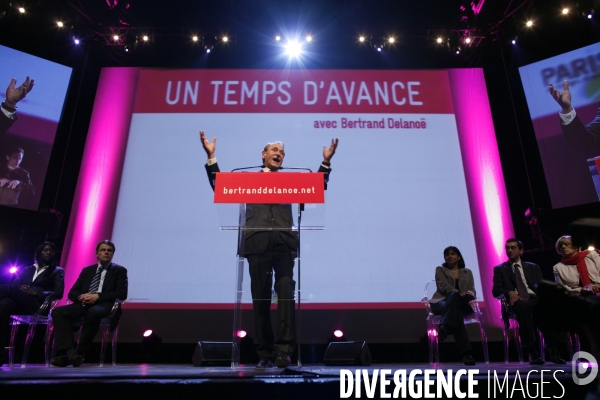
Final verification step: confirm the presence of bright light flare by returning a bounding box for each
[143,330,153,337]
[306,36,312,42]
[512,39,516,44]
[237,330,247,338]
[9,266,18,274]
[526,20,533,27]
[465,37,471,44]
[57,21,64,28]
[333,330,344,338]
[588,246,596,251]
[74,38,80,44]
[18,7,25,13]
[562,8,569,15]
[436,37,443,44]
[388,37,395,43]
[192,36,198,42]
[113,35,120,41]
[142,35,149,42]
[359,36,365,42]
[222,36,228,42]
[285,40,302,57]
[275,35,281,41]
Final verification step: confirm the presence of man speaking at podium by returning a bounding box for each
[200,131,338,368]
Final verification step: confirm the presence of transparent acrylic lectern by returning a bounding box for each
[213,172,326,369]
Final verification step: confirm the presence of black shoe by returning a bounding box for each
[462,353,476,366]
[529,352,545,365]
[256,357,273,369]
[438,325,448,342]
[50,355,71,368]
[275,351,291,368]
[70,354,84,367]
[550,355,567,364]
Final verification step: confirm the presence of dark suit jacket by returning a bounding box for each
[11,264,65,303]
[205,162,331,255]
[67,263,128,305]
[560,103,600,151]
[0,112,16,136]
[492,261,543,299]
[429,266,476,304]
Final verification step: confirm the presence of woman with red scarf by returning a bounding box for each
[553,235,600,295]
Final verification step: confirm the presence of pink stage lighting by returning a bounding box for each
[9,266,18,274]
[143,329,153,337]
[333,330,344,338]
[237,330,247,338]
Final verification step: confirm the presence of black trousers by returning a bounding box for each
[431,292,474,355]
[0,284,41,347]
[246,233,296,358]
[510,297,539,353]
[51,302,112,356]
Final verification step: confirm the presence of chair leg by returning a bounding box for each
[538,330,545,362]
[574,333,581,354]
[20,321,38,368]
[44,324,53,367]
[513,326,524,365]
[566,333,574,359]
[8,321,19,368]
[99,324,110,367]
[478,322,489,365]
[502,328,510,364]
[111,326,119,367]
[427,325,435,366]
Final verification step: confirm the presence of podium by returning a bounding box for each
[213,172,326,369]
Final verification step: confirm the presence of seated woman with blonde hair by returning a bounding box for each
[554,235,600,295]
[428,246,477,365]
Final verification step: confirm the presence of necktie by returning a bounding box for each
[514,264,530,301]
[89,266,104,294]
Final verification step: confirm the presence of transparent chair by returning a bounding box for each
[55,299,123,367]
[8,296,59,368]
[495,294,545,364]
[421,280,489,365]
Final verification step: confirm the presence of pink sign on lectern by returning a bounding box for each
[213,172,325,204]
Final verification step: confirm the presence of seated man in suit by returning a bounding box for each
[0,242,64,363]
[492,238,547,364]
[50,240,128,367]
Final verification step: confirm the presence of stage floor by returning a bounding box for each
[0,362,594,399]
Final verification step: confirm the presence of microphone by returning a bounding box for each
[278,167,313,172]
[231,165,265,172]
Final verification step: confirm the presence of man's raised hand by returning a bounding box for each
[200,130,217,159]
[549,80,572,114]
[323,138,339,163]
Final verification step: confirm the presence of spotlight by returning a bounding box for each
[222,36,228,42]
[113,35,120,42]
[140,330,162,363]
[436,37,443,44]
[526,20,533,27]
[456,50,460,54]
[9,266,18,274]
[465,37,471,44]
[512,39,516,44]
[306,35,312,42]
[18,7,25,13]
[192,35,198,42]
[74,38,80,45]
[377,47,382,52]
[206,48,211,53]
[285,40,302,57]
[562,8,569,15]
[142,35,149,42]
[388,37,395,43]
[275,35,281,41]
[589,14,594,19]
[328,329,347,343]
[57,21,64,28]
[359,36,365,42]
[237,330,247,338]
